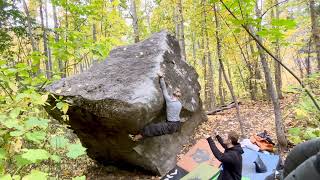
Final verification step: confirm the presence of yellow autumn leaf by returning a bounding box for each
[295,108,308,119]
[62,103,69,114]
[9,138,23,154]
[41,94,48,103]
[8,82,18,93]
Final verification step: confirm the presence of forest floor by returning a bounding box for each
[66,94,298,180]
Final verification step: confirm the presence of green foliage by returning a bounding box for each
[22,170,47,180]
[25,117,49,129]
[0,174,12,180]
[15,155,32,167]
[288,73,320,144]
[50,154,61,163]
[0,60,87,177]
[0,148,6,160]
[55,101,69,115]
[66,144,87,159]
[0,0,27,54]
[0,0,319,178]
[25,131,46,143]
[72,175,86,180]
[288,127,319,144]
[271,19,297,29]
[303,128,319,139]
[21,149,50,163]
[49,135,69,149]
[0,0,128,178]
[288,127,301,136]
[256,18,297,42]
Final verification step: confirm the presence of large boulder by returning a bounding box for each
[45,31,207,175]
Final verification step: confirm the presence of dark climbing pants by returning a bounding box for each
[141,121,181,137]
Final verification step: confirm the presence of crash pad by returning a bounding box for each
[160,166,188,180]
[181,162,219,180]
[210,172,250,180]
[242,148,280,180]
[177,139,224,172]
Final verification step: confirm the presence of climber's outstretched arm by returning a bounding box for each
[159,76,170,101]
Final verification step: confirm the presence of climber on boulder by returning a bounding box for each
[129,72,182,141]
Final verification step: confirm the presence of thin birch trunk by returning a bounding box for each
[130,0,139,43]
[214,3,244,136]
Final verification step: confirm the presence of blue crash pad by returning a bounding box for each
[242,148,280,180]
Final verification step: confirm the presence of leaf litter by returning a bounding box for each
[64,95,299,179]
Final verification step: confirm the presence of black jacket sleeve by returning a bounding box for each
[216,135,228,149]
[207,137,233,164]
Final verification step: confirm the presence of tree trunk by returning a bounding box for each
[65,0,69,77]
[218,65,225,106]
[256,40,287,150]
[214,3,244,136]
[295,57,304,79]
[93,24,97,42]
[220,60,244,136]
[219,15,257,100]
[73,63,77,74]
[204,0,216,109]
[52,3,65,78]
[253,2,287,150]
[207,55,216,110]
[306,38,312,75]
[192,32,197,66]
[226,59,233,87]
[22,0,40,75]
[144,0,152,34]
[80,63,83,73]
[309,0,320,71]
[250,39,267,99]
[22,0,37,52]
[260,47,287,148]
[92,23,97,71]
[44,0,53,77]
[39,0,51,79]
[200,0,209,110]
[273,0,283,98]
[201,40,209,110]
[237,64,248,92]
[101,0,105,38]
[306,56,311,76]
[130,0,139,43]
[174,8,180,40]
[234,36,256,100]
[219,0,320,112]
[177,0,186,61]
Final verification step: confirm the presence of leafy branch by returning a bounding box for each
[219,0,320,112]
[0,82,14,101]
[260,0,289,18]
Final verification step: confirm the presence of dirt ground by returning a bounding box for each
[70,95,298,180]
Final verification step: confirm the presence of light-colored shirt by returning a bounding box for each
[160,77,182,122]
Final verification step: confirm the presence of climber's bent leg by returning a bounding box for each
[130,121,180,141]
[142,121,181,137]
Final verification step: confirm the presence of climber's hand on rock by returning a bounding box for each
[214,130,219,136]
[204,134,211,139]
[157,71,164,78]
